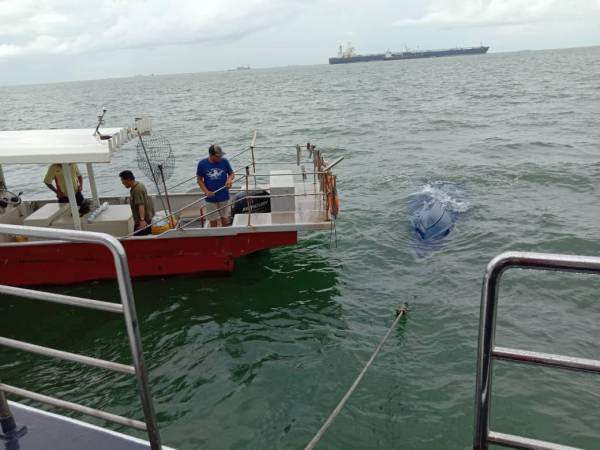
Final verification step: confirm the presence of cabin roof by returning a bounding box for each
[0,119,151,164]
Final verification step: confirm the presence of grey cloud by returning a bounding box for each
[0,0,304,58]
[395,0,600,28]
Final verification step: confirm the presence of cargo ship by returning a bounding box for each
[329,43,489,64]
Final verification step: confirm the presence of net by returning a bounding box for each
[136,135,175,181]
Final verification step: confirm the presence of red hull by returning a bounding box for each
[0,232,297,286]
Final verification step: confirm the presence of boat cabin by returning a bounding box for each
[0,119,152,239]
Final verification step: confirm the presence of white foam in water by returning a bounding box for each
[410,182,470,213]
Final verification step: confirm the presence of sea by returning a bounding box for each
[1,46,600,449]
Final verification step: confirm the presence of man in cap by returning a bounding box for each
[196,144,235,227]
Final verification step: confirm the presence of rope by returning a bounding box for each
[304,304,409,450]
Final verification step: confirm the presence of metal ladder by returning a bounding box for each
[0,224,162,449]
[473,251,600,450]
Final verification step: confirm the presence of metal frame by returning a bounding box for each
[62,162,82,230]
[0,224,162,449]
[474,251,600,450]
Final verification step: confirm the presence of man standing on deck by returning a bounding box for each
[119,170,155,236]
[44,163,85,206]
[196,144,235,228]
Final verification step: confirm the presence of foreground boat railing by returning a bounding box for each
[0,224,162,450]
[474,251,600,450]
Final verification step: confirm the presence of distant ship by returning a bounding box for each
[329,43,489,64]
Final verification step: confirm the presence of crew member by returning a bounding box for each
[44,163,84,205]
[119,170,155,236]
[196,144,235,227]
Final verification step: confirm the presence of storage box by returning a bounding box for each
[269,170,295,213]
[82,205,134,236]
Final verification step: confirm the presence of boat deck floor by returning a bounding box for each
[181,182,327,229]
[4,402,175,450]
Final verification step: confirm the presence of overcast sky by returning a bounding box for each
[1,0,599,85]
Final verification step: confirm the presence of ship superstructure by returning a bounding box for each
[329,43,386,64]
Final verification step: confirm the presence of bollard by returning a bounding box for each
[0,390,27,442]
[0,391,16,436]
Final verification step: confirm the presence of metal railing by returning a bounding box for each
[178,190,324,231]
[0,224,162,449]
[473,251,600,450]
[128,139,342,235]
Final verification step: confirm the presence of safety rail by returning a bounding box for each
[127,135,342,236]
[474,251,600,450]
[0,224,162,450]
[164,134,343,196]
[179,191,325,231]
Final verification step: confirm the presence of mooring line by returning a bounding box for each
[304,303,409,450]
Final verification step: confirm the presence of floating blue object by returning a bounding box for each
[408,182,466,248]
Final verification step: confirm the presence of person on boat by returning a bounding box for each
[196,144,235,227]
[119,170,155,236]
[44,163,85,206]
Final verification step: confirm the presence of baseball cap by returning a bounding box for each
[209,144,225,156]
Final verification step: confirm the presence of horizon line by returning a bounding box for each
[1,43,598,89]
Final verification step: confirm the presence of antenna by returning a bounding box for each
[94,108,109,139]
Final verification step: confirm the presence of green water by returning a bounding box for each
[1,46,600,449]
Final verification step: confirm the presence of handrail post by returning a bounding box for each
[245,167,252,227]
[86,163,100,208]
[473,259,505,450]
[312,146,317,185]
[62,163,82,230]
[250,131,257,189]
[105,235,162,450]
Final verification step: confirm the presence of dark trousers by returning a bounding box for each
[134,225,152,236]
[58,191,84,206]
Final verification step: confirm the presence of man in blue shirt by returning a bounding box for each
[196,144,235,227]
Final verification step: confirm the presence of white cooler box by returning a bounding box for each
[83,205,134,236]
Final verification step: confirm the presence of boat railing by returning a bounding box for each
[127,140,342,236]
[165,136,343,196]
[474,251,600,450]
[178,189,326,231]
[0,224,162,450]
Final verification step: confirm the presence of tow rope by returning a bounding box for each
[305,303,409,450]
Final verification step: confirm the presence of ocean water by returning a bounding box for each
[1,46,600,449]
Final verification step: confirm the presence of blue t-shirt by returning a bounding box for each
[196,158,233,203]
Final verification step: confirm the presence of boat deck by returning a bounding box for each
[4,402,175,450]
[230,182,327,228]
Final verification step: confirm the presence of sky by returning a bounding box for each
[1,0,599,85]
